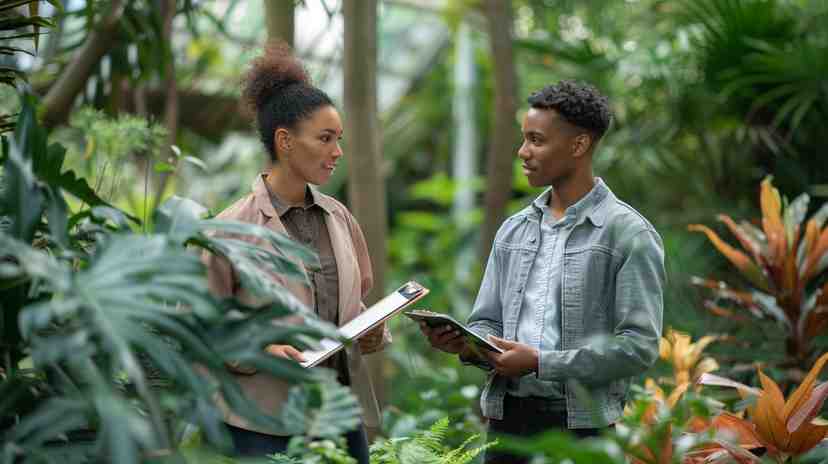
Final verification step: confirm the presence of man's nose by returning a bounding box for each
[517,141,530,159]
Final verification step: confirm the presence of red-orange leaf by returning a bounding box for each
[787,422,828,455]
[803,227,828,282]
[753,370,787,450]
[691,277,756,307]
[719,214,763,263]
[710,412,763,449]
[704,303,753,323]
[760,177,785,264]
[784,352,828,426]
[688,224,769,291]
[799,219,819,273]
[787,382,828,433]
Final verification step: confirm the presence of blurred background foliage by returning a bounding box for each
[2,0,827,462]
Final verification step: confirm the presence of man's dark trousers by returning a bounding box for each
[483,394,610,464]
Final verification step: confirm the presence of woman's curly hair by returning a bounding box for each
[242,41,333,161]
[527,80,612,139]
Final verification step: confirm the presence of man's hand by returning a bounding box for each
[266,344,306,363]
[418,322,466,354]
[485,335,539,377]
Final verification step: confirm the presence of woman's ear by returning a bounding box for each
[275,128,292,156]
[572,133,593,158]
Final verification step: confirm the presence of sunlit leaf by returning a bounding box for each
[783,193,809,252]
[688,224,770,291]
[760,176,786,266]
[718,214,763,262]
[753,370,786,450]
[784,352,828,429]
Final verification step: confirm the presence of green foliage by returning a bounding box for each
[0,92,361,463]
[268,437,356,464]
[51,107,170,216]
[0,93,127,245]
[370,418,494,464]
[0,0,60,132]
[268,418,496,464]
[66,108,168,163]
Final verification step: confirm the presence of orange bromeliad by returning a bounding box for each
[695,352,828,462]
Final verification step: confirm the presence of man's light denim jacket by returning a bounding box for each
[467,180,665,428]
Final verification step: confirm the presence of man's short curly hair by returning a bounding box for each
[527,80,612,139]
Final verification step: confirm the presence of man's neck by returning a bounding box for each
[265,165,307,206]
[547,171,595,218]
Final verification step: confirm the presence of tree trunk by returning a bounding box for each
[343,0,387,428]
[479,0,518,264]
[452,20,477,311]
[152,0,180,211]
[41,0,125,128]
[264,0,294,46]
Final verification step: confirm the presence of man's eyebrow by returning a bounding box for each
[523,130,544,137]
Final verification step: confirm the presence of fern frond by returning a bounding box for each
[441,437,498,464]
[416,417,450,453]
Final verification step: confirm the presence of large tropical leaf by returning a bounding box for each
[0,229,354,463]
[154,195,319,316]
[278,377,363,439]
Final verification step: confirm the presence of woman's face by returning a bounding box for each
[281,105,344,186]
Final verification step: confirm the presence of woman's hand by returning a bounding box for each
[359,323,386,354]
[266,344,306,363]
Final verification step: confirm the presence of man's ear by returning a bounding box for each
[572,133,593,158]
[275,128,292,155]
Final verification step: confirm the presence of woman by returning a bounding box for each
[203,41,388,462]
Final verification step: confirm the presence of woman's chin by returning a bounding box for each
[312,172,332,186]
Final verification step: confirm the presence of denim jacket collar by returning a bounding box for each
[530,177,610,228]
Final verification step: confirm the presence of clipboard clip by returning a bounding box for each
[398,281,425,299]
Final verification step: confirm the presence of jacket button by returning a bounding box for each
[530,237,536,243]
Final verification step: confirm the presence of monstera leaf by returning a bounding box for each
[0,226,353,463]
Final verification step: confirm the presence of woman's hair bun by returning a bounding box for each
[242,40,310,114]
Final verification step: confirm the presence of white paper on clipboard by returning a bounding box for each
[300,281,428,368]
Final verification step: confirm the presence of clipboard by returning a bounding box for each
[300,281,429,368]
[405,309,504,354]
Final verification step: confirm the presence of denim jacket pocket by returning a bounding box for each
[494,242,536,327]
[563,245,618,334]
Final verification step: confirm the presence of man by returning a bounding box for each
[420,80,665,463]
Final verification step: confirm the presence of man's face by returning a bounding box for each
[517,108,581,187]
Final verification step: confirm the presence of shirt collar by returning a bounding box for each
[532,178,609,227]
[252,174,334,219]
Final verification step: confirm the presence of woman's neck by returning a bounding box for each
[265,164,307,206]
